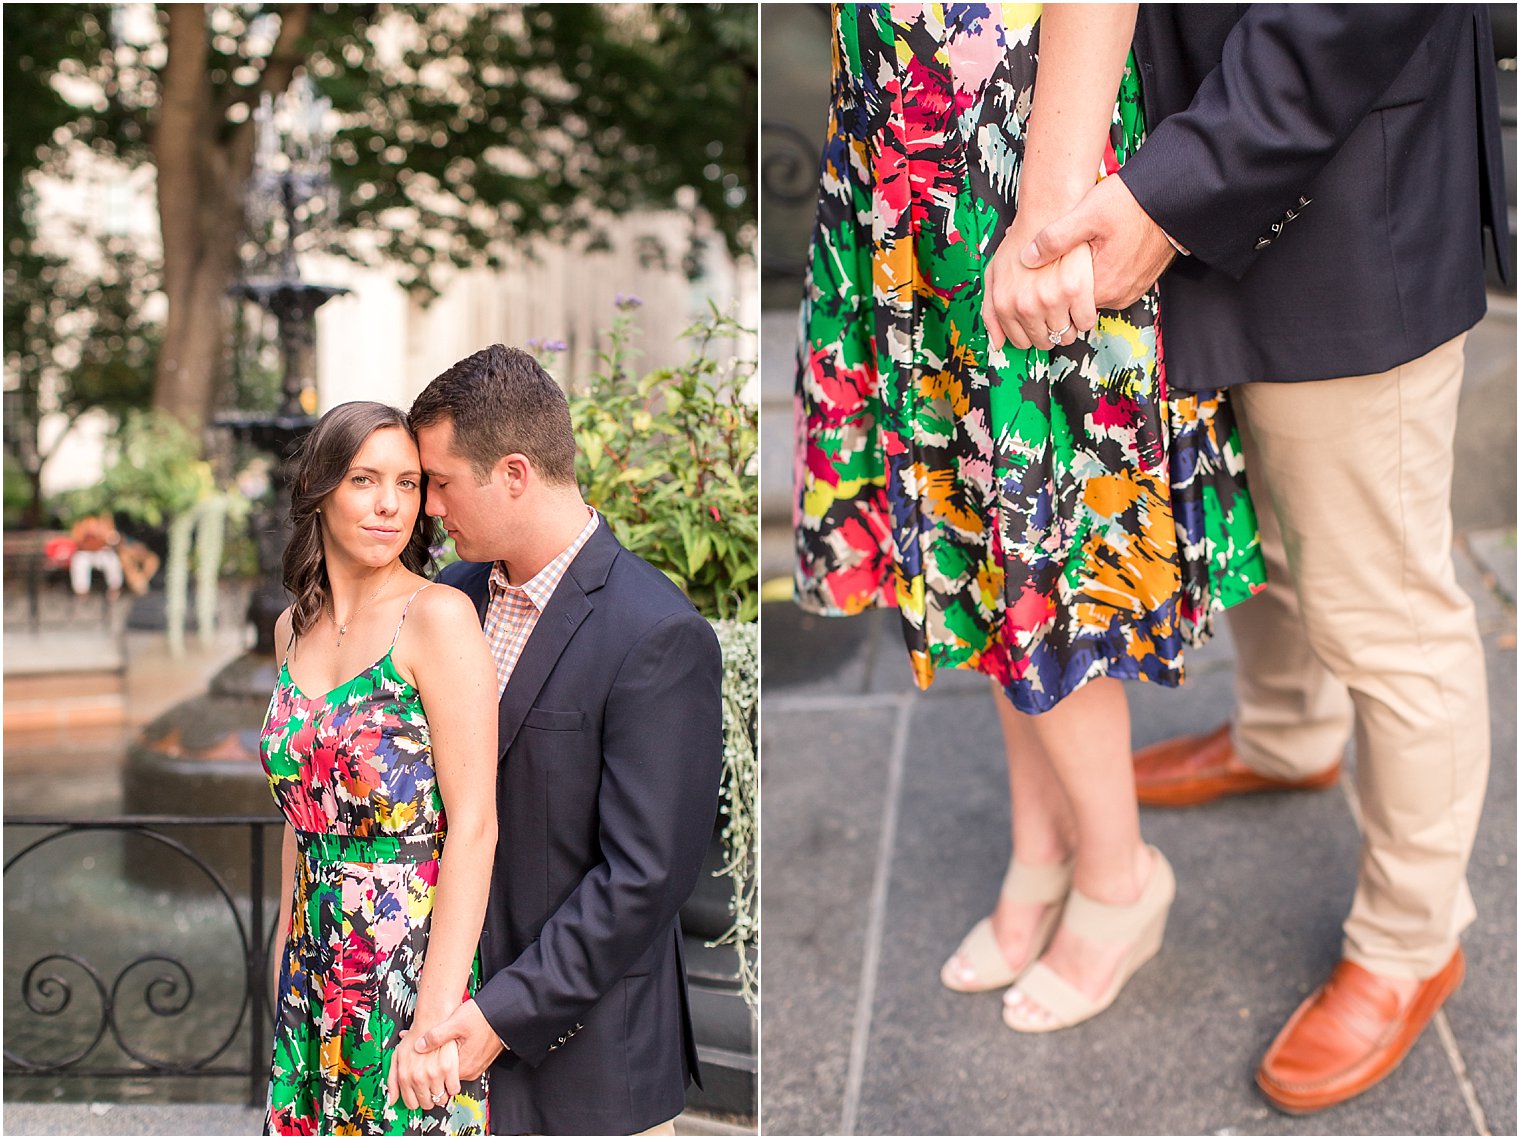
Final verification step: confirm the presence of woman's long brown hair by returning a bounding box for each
[282,402,437,641]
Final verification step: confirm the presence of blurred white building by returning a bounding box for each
[311,204,757,412]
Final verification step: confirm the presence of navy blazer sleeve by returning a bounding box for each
[471,609,723,1067]
[1120,4,1444,279]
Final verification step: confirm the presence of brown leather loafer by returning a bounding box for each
[1256,949,1465,1114]
[1132,723,1341,807]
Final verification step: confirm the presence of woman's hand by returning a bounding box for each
[977,2,1138,354]
[981,226,1098,353]
[388,1027,463,1113]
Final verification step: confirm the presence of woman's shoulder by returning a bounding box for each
[400,579,482,634]
[391,581,487,689]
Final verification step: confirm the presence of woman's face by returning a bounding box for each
[318,426,422,570]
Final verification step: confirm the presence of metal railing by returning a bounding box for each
[3,815,284,1108]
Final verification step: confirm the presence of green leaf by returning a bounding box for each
[686,528,712,577]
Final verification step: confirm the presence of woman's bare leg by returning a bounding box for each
[944,679,1075,984]
[1003,677,1156,1025]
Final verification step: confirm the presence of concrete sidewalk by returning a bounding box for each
[0,1103,752,1136]
[759,533,1515,1136]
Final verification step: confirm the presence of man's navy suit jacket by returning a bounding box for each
[1120,4,1514,390]
[437,521,723,1135]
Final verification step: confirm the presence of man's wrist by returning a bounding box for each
[468,998,511,1054]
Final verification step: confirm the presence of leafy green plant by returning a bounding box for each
[4,451,34,529]
[94,409,214,527]
[68,410,250,654]
[566,304,758,623]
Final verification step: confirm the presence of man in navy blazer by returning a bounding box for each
[403,344,723,1134]
[1021,4,1512,1116]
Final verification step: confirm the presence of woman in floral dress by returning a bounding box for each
[261,401,497,1132]
[794,4,1266,1029]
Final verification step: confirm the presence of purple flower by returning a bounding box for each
[613,293,643,311]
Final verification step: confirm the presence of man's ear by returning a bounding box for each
[497,452,533,493]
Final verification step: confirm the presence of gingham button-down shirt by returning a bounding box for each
[484,508,598,696]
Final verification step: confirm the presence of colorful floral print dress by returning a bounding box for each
[260,587,488,1135]
[794,3,1267,713]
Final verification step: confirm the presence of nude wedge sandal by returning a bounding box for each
[940,857,1073,993]
[1001,845,1175,1032]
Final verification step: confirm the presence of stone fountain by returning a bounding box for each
[124,78,348,878]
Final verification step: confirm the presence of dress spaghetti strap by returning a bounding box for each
[389,583,433,649]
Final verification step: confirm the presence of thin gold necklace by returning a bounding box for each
[333,562,398,648]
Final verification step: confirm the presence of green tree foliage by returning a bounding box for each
[3,5,156,525]
[3,237,160,527]
[316,3,757,291]
[3,3,756,432]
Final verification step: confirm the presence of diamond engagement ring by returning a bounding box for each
[1045,322,1072,342]
[432,1093,447,1106]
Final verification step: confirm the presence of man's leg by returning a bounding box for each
[101,549,124,599]
[69,550,94,596]
[1225,411,1354,781]
[1238,334,1488,1111]
[1130,409,1353,803]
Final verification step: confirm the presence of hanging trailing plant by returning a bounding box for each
[709,617,759,1007]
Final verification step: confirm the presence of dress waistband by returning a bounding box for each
[296,830,443,864]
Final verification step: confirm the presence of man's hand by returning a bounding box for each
[1020,175,1177,310]
[405,999,505,1083]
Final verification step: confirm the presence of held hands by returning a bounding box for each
[1018,175,1177,311]
[984,175,1178,351]
[982,226,1098,353]
[386,1028,462,1113]
[402,998,505,1085]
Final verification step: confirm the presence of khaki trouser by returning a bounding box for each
[1224,333,1489,979]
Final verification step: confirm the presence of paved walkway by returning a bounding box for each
[759,295,1516,1134]
[760,533,1515,1136]
[0,1104,752,1136]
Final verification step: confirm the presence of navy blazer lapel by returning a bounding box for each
[496,521,620,756]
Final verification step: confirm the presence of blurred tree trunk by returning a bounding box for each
[152,3,308,431]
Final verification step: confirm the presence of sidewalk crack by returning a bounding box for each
[840,695,912,1136]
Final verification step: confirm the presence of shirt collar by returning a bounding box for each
[488,507,599,612]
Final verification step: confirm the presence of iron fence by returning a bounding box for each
[3,815,284,1108]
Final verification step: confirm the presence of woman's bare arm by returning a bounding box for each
[388,585,498,1109]
[983,4,1139,350]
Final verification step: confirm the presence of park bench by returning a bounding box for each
[2,528,110,633]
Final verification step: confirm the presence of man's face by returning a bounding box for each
[415,417,510,564]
